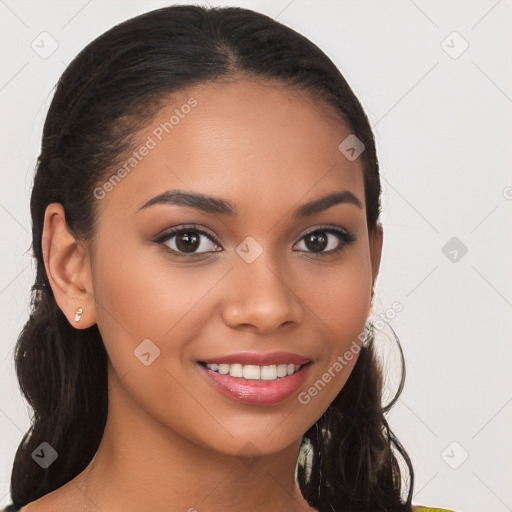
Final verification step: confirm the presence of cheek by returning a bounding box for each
[296,249,373,341]
[293,251,372,408]
[91,245,215,432]
[91,240,225,370]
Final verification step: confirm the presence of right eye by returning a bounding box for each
[154,225,222,257]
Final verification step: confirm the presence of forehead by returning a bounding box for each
[94,79,365,221]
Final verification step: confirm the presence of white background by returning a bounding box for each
[1,1,511,511]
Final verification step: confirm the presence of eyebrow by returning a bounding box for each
[137,189,362,217]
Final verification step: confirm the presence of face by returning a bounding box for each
[61,79,382,458]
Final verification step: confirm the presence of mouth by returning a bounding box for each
[199,362,305,380]
[197,352,312,405]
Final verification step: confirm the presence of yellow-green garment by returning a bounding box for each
[414,506,457,512]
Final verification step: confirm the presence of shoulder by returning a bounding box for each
[1,502,46,512]
[1,496,52,512]
[413,506,458,512]
[3,500,457,512]
[1,499,54,512]
[1,505,20,512]
[3,502,457,512]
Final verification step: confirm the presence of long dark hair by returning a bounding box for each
[7,5,414,511]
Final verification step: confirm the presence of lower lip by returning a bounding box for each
[199,363,312,406]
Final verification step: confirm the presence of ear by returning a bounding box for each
[369,222,383,292]
[41,203,96,328]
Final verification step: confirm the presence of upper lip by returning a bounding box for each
[200,351,310,366]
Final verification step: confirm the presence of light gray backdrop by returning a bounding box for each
[1,1,511,511]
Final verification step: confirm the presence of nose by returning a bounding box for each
[221,250,304,334]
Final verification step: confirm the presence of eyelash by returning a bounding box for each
[153,224,356,258]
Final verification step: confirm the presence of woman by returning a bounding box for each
[2,5,455,512]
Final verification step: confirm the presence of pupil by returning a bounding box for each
[174,231,329,253]
[307,232,327,252]
[177,231,199,252]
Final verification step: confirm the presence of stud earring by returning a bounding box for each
[74,307,83,322]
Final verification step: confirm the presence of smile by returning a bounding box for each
[203,363,302,380]
[198,352,312,405]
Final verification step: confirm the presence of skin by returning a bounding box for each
[23,79,383,512]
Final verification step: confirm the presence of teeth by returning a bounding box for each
[277,364,287,377]
[229,364,243,378]
[218,364,230,375]
[243,365,260,380]
[205,362,302,380]
[261,365,277,380]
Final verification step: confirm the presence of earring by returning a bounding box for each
[74,307,83,322]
